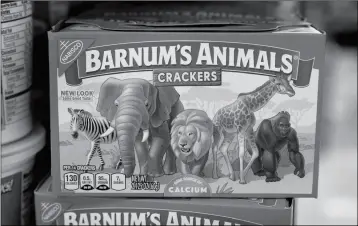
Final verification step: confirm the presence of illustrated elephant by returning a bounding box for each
[96,77,184,177]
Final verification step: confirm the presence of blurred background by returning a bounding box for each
[27,1,357,225]
[294,2,357,225]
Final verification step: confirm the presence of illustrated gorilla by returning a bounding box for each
[248,111,305,182]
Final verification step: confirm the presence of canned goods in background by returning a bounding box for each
[1,0,33,144]
[1,0,32,23]
[1,124,46,225]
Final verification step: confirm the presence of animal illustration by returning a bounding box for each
[212,74,295,184]
[247,111,305,182]
[170,109,214,176]
[68,108,122,171]
[96,78,184,177]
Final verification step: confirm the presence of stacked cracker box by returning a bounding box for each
[35,2,325,225]
[35,176,295,225]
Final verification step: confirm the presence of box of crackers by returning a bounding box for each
[48,2,325,197]
[35,176,294,225]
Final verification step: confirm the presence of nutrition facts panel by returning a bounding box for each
[1,1,33,129]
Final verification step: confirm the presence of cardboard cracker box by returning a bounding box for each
[35,176,294,225]
[48,4,325,197]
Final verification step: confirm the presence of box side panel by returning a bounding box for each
[309,34,326,198]
[48,31,62,194]
[52,31,325,197]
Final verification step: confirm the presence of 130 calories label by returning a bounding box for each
[1,16,33,130]
[1,0,32,23]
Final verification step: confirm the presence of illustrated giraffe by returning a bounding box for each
[212,74,295,184]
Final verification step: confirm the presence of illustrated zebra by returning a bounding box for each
[67,108,122,171]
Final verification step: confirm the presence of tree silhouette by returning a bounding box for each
[255,101,276,121]
[194,98,231,118]
[180,87,237,118]
[273,98,315,129]
[89,93,100,116]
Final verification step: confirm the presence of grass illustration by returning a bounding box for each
[216,182,234,194]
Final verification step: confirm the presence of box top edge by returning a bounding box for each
[50,4,319,33]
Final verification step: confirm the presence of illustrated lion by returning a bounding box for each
[170,109,214,176]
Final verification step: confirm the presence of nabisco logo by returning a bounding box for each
[42,203,62,223]
[60,40,83,65]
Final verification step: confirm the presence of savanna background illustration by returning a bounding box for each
[58,69,318,194]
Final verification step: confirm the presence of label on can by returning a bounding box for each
[1,0,32,23]
[1,172,33,225]
[1,10,32,131]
